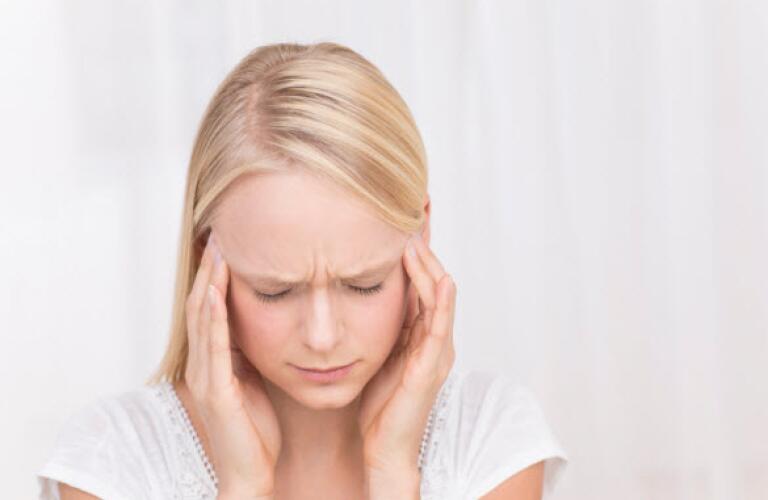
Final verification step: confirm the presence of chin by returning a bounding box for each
[296,390,359,410]
[287,379,364,409]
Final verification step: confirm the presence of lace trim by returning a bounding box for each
[154,382,218,499]
[418,368,457,496]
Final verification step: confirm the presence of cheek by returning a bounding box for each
[348,269,409,351]
[227,283,293,363]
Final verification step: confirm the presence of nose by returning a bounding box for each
[302,286,343,352]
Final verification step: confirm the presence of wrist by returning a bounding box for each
[365,466,421,500]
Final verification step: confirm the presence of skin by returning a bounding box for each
[195,170,421,497]
[212,170,414,463]
[201,174,429,498]
[59,169,545,499]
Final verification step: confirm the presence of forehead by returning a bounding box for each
[212,171,406,278]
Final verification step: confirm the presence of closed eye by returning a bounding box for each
[255,289,290,303]
[254,283,384,304]
[349,283,383,296]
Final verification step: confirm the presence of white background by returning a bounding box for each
[2,1,766,498]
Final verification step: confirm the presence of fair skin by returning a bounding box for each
[60,170,544,499]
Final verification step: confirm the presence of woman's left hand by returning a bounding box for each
[357,232,457,486]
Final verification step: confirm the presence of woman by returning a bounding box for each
[37,42,568,499]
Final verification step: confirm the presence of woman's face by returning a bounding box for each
[209,170,423,410]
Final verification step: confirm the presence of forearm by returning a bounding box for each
[365,467,421,500]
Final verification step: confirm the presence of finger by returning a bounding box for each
[402,240,438,353]
[198,272,212,383]
[400,271,420,330]
[188,231,216,327]
[186,231,216,379]
[397,258,422,360]
[393,300,419,359]
[435,273,457,378]
[444,276,457,349]
[208,232,229,299]
[207,233,234,391]
[413,273,455,376]
[407,312,429,355]
[403,236,437,315]
[411,234,447,284]
[207,283,233,391]
[418,296,433,335]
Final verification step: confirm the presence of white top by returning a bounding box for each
[36,367,569,499]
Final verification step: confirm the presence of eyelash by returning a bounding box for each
[255,283,384,304]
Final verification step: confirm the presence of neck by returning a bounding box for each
[262,377,364,469]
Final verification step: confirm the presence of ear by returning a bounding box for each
[192,228,212,266]
[421,194,432,247]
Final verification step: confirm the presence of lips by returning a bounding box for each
[293,361,357,382]
[296,362,355,372]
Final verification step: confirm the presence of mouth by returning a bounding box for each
[292,361,358,383]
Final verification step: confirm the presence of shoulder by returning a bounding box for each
[422,367,569,499]
[36,383,171,500]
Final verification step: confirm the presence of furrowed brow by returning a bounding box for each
[243,258,400,288]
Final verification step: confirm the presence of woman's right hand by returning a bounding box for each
[185,230,282,499]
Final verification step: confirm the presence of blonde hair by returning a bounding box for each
[147,42,428,384]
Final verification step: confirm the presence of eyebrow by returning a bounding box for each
[241,257,401,288]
